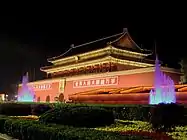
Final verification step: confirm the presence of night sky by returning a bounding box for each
[0,6,186,94]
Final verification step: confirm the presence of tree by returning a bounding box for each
[179,58,187,84]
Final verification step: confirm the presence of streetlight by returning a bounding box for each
[5,94,8,102]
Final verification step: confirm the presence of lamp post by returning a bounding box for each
[5,94,8,102]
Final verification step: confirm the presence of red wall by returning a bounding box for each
[34,82,60,102]
[64,71,181,101]
[17,70,181,103]
[64,72,154,100]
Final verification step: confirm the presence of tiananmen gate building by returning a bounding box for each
[18,28,186,104]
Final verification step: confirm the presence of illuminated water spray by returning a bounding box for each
[18,73,35,102]
[149,56,176,104]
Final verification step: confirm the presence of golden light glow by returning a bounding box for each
[49,46,151,65]
[42,56,154,73]
[49,47,110,65]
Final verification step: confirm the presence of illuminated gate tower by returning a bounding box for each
[38,28,180,103]
[41,28,154,77]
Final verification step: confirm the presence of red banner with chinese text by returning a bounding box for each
[73,76,118,88]
[29,83,52,91]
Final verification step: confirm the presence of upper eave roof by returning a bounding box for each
[47,28,152,62]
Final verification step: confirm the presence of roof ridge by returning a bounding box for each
[111,29,153,54]
[73,32,124,49]
[47,29,126,61]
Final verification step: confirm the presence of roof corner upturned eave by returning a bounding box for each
[47,28,153,63]
[111,28,153,55]
[40,66,52,73]
[47,29,128,63]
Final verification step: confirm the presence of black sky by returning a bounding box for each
[0,5,186,93]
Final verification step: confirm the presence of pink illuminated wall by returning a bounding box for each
[63,72,153,100]
[64,71,180,101]
[17,70,181,102]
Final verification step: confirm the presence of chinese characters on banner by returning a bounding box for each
[73,76,118,88]
[29,83,52,91]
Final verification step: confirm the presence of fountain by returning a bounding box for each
[18,73,35,102]
[149,56,176,104]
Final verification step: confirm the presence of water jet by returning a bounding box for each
[149,56,176,104]
[18,73,35,102]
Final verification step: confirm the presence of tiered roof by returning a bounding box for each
[41,28,154,73]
